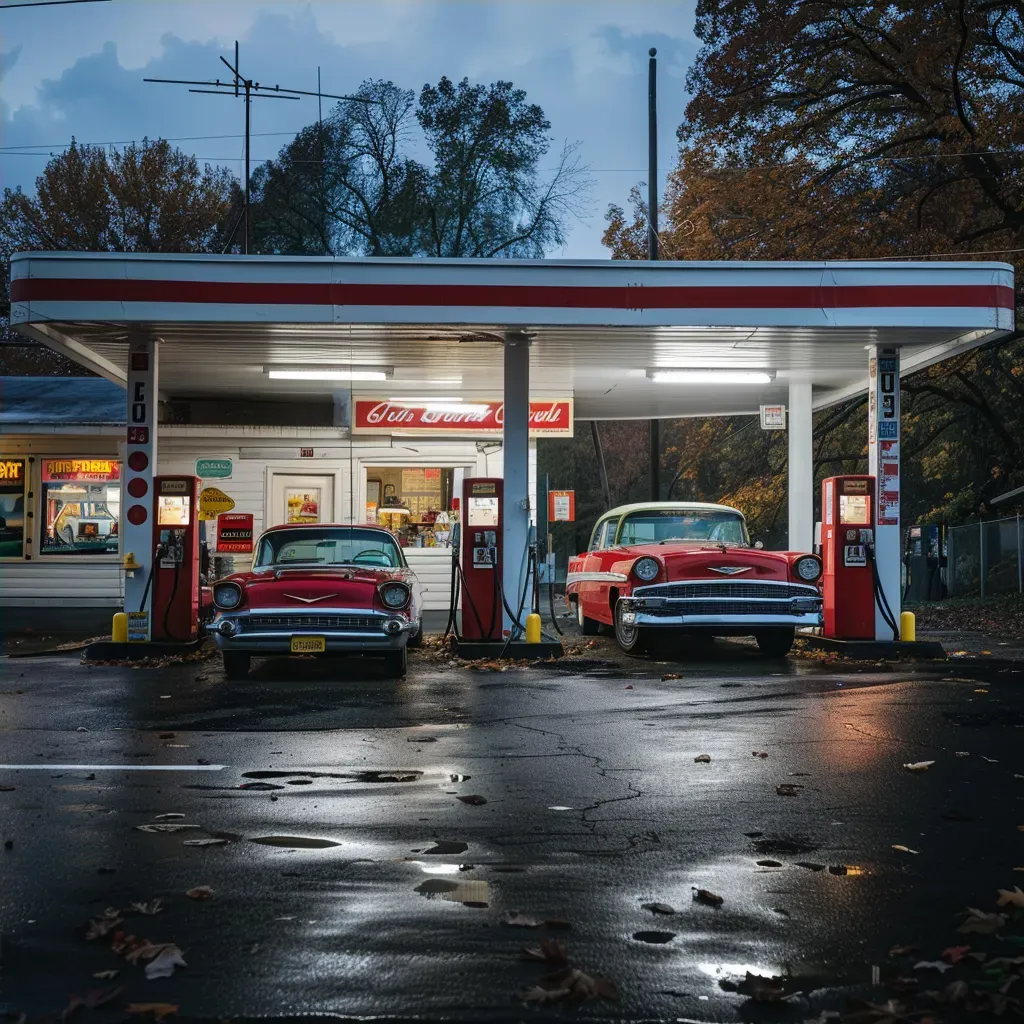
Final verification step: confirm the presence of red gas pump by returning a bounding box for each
[151,476,201,642]
[821,475,875,639]
[460,478,503,641]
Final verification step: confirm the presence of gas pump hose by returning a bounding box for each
[869,545,901,641]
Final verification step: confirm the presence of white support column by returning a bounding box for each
[502,332,531,635]
[787,381,814,552]
[122,337,158,639]
[867,346,901,640]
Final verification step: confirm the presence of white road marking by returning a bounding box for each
[0,764,227,771]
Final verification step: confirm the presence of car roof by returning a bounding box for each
[597,501,743,519]
[261,523,396,534]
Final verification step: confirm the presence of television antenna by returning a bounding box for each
[145,41,371,254]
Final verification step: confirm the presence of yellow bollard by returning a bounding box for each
[525,612,542,644]
[900,611,916,643]
[111,612,128,644]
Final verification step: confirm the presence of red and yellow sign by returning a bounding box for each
[42,459,120,482]
[0,460,24,482]
[353,399,573,437]
[216,512,254,553]
[548,489,576,522]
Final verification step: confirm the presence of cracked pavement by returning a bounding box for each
[1,639,1022,1021]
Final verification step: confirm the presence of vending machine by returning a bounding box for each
[460,478,503,641]
[151,475,201,642]
[821,475,876,640]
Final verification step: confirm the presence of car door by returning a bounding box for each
[587,515,621,625]
[570,516,611,620]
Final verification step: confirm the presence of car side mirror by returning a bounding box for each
[754,540,764,549]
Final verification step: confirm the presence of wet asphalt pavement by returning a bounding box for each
[2,638,1024,1022]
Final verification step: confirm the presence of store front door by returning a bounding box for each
[269,473,335,527]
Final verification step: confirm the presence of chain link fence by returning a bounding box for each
[947,515,1024,598]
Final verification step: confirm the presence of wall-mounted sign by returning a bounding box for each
[196,457,232,479]
[759,404,786,430]
[0,458,26,559]
[548,489,576,522]
[353,399,574,437]
[216,512,254,553]
[42,459,120,482]
[199,486,235,521]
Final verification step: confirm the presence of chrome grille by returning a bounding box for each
[238,613,383,633]
[637,581,816,600]
[643,600,819,617]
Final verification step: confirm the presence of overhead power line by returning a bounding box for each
[1,0,111,7]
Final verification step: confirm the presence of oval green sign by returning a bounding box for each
[196,457,232,479]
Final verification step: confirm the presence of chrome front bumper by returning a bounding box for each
[212,607,416,653]
[619,580,823,629]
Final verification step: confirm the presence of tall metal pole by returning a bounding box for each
[647,46,660,501]
[244,79,251,255]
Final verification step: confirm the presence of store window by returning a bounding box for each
[366,466,456,548]
[40,459,121,555]
[0,459,27,559]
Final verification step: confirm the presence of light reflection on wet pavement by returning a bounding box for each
[0,640,1020,1020]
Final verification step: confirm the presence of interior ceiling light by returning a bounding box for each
[647,368,775,384]
[264,365,393,381]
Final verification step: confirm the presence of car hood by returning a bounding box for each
[228,566,411,609]
[616,544,800,582]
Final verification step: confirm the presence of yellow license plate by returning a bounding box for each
[290,636,326,653]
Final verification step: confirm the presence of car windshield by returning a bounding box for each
[253,527,404,569]
[618,509,750,547]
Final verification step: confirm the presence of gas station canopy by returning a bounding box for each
[9,252,1014,418]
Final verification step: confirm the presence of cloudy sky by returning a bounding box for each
[0,0,699,258]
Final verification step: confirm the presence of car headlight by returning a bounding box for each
[213,582,243,610]
[379,582,411,609]
[795,556,822,582]
[632,557,660,582]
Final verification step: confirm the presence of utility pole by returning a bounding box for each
[647,46,661,501]
[145,43,370,254]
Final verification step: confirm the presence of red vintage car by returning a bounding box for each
[210,524,423,679]
[566,502,823,657]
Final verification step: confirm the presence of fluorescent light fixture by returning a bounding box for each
[647,368,775,385]
[264,364,393,381]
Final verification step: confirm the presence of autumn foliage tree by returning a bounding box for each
[594,0,1024,541]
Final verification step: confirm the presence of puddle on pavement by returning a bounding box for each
[633,931,676,944]
[250,836,342,849]
[415,877,489,906]
[239,782,285,791]
[417,840,468,855]
[242,770,422,783]
[750,834,818,855]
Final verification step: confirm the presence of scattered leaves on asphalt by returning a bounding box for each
[957,908,1007,934]
[903,761,936,772]
[457,794,487,805]
[694,754,712,763]
[125,1004,178,1021]
[144,946,187,980]
[776,783,802,796]
[84,908,123,940]
[892,845,919,855]
[185,886,214,900]
[692,887,724,906]
[641,902,675,914]
[129,899,163,916]
[997,886,1024,908]
[520,967,618,1004]
[520,939,568,965]
[504,912,540,927]
[941,945,971,964]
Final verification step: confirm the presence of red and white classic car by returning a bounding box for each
[211,524,423,679]
[566,502,823,657]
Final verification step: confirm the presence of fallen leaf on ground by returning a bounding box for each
[153,814,185,822]
[520,939,568,965]
[752,751,769,758]
[92,970,119,980]
[694,754,712,763]
[623,684,633,689]
[997,886,1024,908]
[0,786,15,792]
[504,912,540,927]
[642,902,675,914]
[185,885,214,900]
[941,945,970,965]
[892,844,919,854]
[735,971,786,1001]
[144,946,187,980]
[888,945,916,956]
[913,960,953,973]
[457,794,487,805]
[776,784,801,796]
[135,824,200,833]
[662,673,681,680]
[521,967,618,1004]
[125,1004,178,1021]
[129,899,163,916]
[903,761,935,772]
[182,838,227,846]
[692,887,724,906]
[84,908,123,940]
[958,907,1007,934]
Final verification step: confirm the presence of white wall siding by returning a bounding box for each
[0,560,122,606]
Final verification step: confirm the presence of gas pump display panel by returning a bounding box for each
[468,497,499,568]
